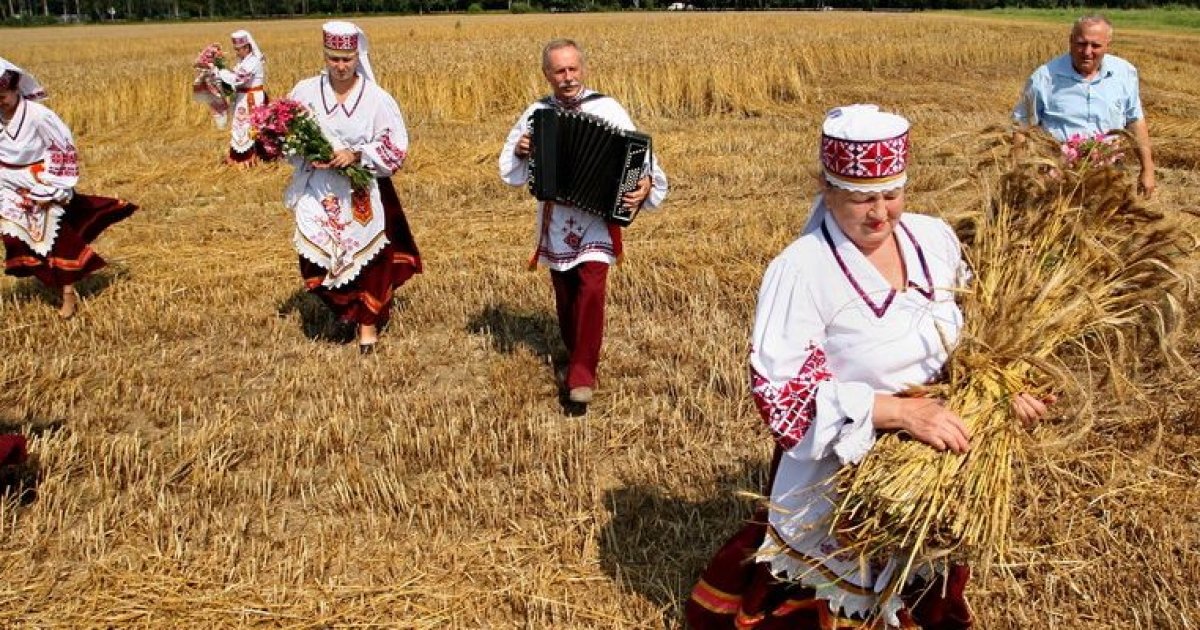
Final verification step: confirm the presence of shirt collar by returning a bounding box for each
[819,210,934,318]
[552,88,594,111]
[319,73,366,116]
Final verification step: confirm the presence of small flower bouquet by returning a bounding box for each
[192,43,232,126]
[251,99,373,191]
[1061,132,1124,169]
[194,43,228,70]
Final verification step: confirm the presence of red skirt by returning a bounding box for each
[228,142,280,164]
[3,194,137,288]
[686,449,973,629]
[299,177,422,327]
[0,434,32,498]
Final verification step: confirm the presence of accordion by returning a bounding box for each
[527,107,652,226]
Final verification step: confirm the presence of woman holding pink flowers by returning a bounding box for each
[199,30,272,165]
[280,21,421,354]
[0,58,137,319]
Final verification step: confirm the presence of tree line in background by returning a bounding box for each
[2,0,1196,25]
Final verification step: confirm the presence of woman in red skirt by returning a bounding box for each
[0,59,136,318]
[685,105,1052,629]
[282,22,421,354]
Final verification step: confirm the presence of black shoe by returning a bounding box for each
[359,342,377,355]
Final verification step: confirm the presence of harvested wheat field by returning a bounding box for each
[1,11,1199,628]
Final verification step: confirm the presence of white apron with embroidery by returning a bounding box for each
[0,99,78,256]
[217,52,267,154]
[284,73,408,288]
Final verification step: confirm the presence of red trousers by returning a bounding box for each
[550,261,608,390]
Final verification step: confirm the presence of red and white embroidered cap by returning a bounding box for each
[820,104,910,193]
[230,29,261,56]
[323,21,360,52]
[321,21,376,83]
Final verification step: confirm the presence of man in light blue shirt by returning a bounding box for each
[1013,15,1155,198]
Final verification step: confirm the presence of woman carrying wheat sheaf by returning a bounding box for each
[685,105,1052,630]
[282,21,421,354]
[0,58,137,319]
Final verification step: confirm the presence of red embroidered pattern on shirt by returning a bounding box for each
[750,342,833,450]
[47,143,79,179]
[377,133,406,172]
[561,216,584,250]
[536,242,614,263]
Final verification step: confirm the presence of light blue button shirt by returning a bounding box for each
[1012,53,1144,142]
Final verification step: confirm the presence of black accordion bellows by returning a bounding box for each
[527,108,652,226]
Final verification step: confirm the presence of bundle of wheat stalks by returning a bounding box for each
[828,127,1194,593]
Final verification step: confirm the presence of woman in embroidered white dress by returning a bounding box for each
[213,29,272,164]
[686,105,1051,630]
[0,60,136,319]
[284,22,421,353]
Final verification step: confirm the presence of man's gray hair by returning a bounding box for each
[1072,14,1113,37]
[541,39,585,71]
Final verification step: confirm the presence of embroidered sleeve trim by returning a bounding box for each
[751,342,833,450]
[376,133,406,172]
[46,142,79,179]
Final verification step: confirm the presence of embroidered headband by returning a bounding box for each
[231,30,251,47]
[820,104,910,193]
[323,21,360,52]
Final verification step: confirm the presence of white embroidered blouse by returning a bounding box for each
[0,98,79,255]
[750,202,968,625]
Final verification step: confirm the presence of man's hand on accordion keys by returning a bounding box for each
[621,175,652,211]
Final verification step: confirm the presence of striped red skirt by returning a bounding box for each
[3,193,137,288]
[687,446,972,630]
[686,512,973,629]
[299,177,422,327]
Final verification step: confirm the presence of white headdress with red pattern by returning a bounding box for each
[230,29,263,59]
[322,21,375,83]
[0,56,48,102]
[802,104,911,235]
[820,104,909,193]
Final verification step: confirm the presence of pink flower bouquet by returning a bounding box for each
[1061,132,1125,169]
[192,43,232,125]
[252,99,373,190]
[194,43,228,70]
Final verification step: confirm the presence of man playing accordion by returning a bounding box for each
[499,39,668,408]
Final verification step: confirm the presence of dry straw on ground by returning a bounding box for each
[0,12,1199,629]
